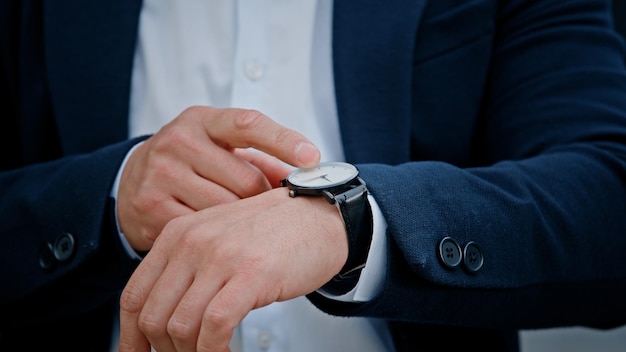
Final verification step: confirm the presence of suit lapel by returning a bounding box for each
[44,0,427,160]
[44,0,143,154]
[332,0,428,164]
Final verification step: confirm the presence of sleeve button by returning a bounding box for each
[53,233,75,262]
[39,242,57,272]
[463,241,484,273]
[438,237,462,268]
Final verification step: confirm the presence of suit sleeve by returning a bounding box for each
[309,0,626,330]
[0,138,144,324]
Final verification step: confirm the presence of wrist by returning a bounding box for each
[280,162,374,296]
[319,186,373,295]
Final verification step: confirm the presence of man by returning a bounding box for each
[2,0,626,351]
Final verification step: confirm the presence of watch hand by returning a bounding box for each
[300,173,329,183]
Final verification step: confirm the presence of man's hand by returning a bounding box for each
[117,106,320,251]
[118,187,348,352]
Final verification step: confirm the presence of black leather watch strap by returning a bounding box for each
[320,178,373,296]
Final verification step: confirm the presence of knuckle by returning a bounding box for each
[180,105,207,119]
[235,109,264,131]
[117,340,137,352]
[197,340,223,352]
[155,108,206,149]
[167,318,195,341]
[158,216,200,251]
[137,312,163,337]
[239,169,269,194]
[149,160,179,187]
[160,217,186,241]
[156,124,189,149]
[119,283,144,314]
[131,188,162,215]
[273,128,294,146]
[203,307,235,332]
[166,215,192,235]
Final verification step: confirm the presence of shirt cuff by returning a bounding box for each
[317,194,388,302]
[110,142,145,261]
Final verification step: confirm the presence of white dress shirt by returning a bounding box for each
[116,0,395,351]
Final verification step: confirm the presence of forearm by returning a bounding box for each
[311,151,626,329]
[310,0,626,328]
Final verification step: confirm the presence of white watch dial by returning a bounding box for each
[287,162,358,188]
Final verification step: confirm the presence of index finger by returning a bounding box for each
[196,107,321,168]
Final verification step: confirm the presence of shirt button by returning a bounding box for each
[244,60,264,81]
[257,330,272,350]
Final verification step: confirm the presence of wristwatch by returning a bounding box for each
[280,161,373,295]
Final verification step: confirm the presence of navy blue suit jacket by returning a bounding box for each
[2,0,626,350]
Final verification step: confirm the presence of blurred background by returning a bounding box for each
[521,326,626,352]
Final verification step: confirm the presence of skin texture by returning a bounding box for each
[117,106,349,351]
[117,106,321,250]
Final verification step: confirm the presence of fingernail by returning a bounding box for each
[295,142,320,167]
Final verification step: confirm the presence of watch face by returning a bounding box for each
[287,162,358,189]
